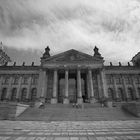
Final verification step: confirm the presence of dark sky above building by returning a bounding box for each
[0,0,140,65]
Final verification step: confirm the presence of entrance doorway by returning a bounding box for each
[58,76,77,103]
[69,78,77,103]
[58,71,88,103]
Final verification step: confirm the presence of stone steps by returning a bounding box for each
[16,103,139,121]
[44,103,101,108]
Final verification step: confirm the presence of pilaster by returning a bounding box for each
[0,76,3,100]
[112,75,119,101]
[16,76,22,101]
[26,76,32,101]
[6,76,13,100]
[121,75,128,101]
[132,75,139,99]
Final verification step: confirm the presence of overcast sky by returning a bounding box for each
[0,0,140,65]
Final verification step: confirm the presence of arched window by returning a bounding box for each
[128,88,134,100]
[108,88,114,100]
[1,88,7,101]
[31,88,37,101]
[21,88,27,102]
[11,88,17,101]
[118,88,124,101]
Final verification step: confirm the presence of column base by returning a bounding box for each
[15,98,19,102]
[90,97,96,103]
[51,98,57,104]
[25,98,30,102]
[63,98,69,104]
[77,97,83,104]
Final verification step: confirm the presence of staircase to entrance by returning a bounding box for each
[16,103,140,121]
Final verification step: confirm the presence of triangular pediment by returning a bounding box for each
[42,49,103,63]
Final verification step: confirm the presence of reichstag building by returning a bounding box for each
[0,46,140,104]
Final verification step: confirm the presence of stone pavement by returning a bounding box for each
[0,120,140,140]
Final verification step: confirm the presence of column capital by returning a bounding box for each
[64,69,69,72]
[88,69,93,73]
[87,67,93,70]
[53,68,58,71]
[63,65,69,70]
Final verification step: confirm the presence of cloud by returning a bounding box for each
[0,0,140,64]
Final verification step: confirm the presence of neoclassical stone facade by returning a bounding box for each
[0,46,140,104]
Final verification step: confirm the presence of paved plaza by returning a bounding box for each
[0,120,140,140]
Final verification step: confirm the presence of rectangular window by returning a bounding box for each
[125,77,132,84]
[2,77,9,85]
[107,75,113,85]
[31,77,38,85]
[116,76,122,85]
[13,77,19,85]
[135,77,140,84]
[22,77,28,85]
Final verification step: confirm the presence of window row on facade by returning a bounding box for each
[0,74,39,85]
[106,74,140,85]
[108,87,140,101]
[0,87,37,102]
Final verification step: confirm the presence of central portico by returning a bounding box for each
[38,47,107,104]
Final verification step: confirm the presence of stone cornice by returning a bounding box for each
[0,66,40,71]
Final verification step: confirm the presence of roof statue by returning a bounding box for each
[42,46,50,58]
[93,46,101,57]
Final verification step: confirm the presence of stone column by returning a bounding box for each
[6,76,13,100]
[63,70,69,104]
[37,70,47,103]
[100,69,108,98]
[16,76,22,101]
[51,69,58,104]
[121,75,128,101]
[26,76,32,101]
[112,75,119,101]
[77,69,83,104]
[41,71,47,102]
[97,73,102,99]
[132,76,139,100]
[86,73,90,99]
[88,69,95,103]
